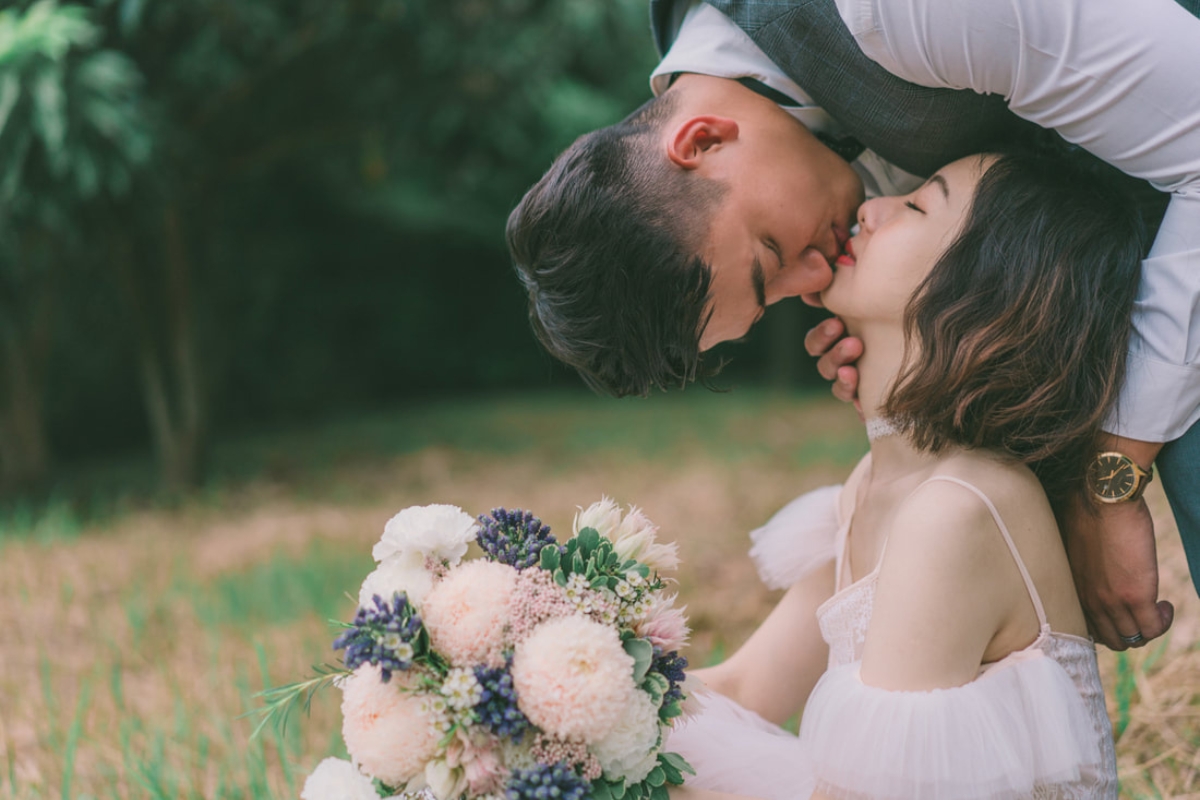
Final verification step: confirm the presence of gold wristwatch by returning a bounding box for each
[1086,451,1154,504]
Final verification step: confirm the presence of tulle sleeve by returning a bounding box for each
[799,653,1104,800]
[666,690,815,800]
[749,484,842,590]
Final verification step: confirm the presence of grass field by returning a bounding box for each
[2,390,1197,799]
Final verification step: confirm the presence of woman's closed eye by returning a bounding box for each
[905,201,925,214]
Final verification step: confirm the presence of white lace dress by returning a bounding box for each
[667,478,1118,800]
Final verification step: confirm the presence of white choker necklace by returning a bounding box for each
[865,417,901,442]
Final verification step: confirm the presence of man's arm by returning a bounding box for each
[814,0,1200,647]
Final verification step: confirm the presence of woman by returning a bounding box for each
[668,150,1145,799]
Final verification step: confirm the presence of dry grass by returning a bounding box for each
[0,392,1196,798]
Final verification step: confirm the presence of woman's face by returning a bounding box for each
[820,155,993,324]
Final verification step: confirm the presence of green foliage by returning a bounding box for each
[0,0,149,212]
[245,663,350,741]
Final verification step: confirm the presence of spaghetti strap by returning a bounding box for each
[916,475,1050,630]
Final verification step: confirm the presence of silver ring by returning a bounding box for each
[1119,631,1145,645]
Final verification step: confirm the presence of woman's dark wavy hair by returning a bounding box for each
[882,150,1146,503]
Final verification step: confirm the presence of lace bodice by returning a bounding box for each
[814,476,1117,799]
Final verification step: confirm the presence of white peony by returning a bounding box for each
[359,553,435,608]
[301,757,381,800]
[373,505,478,566]
[591,691,664,784]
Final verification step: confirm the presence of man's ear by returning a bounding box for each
[666,116,740,170]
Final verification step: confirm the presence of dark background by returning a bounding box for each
[0,0,826,499]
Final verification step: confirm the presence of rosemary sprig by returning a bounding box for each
[245,663,351,740]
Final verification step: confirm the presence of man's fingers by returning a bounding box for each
[815,338,864,382]
[1126,599,1174,647]
[805,318,845,358]
[1089,608,1135,651]
[833,366,858,403]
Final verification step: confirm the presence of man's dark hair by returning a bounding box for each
[506,92,726,397]
[883,150,1147,502]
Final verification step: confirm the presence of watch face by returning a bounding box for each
[1088,454,1138,501]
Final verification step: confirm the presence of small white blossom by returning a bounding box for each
[614,581,635,600]
[440,668,483,711]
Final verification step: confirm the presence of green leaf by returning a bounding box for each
[554,569,568,588]
[659,762,682,786]
[658,700,682,721]
[540,544,560,571]
[642,672,668,704]
[660,753,695,777]
[624,637,654,685]
[572,551,585,574]
[576,526,600,553]
[611,779,627,800]
[590,779,613,800]
[650,783,670,800]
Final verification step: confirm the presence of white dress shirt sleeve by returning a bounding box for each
[834,0,1200,442]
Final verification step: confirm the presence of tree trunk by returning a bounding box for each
[0,326,52,493]
[0,258,56,494]
[112,205,208,493]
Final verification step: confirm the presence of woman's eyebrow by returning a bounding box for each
[926,173,949,199]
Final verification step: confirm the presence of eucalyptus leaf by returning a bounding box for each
[624,637,653,685]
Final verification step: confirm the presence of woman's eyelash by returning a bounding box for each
[905,201,924,213]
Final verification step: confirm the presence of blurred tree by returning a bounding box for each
[3,0,665,497]
[0,0,149,494]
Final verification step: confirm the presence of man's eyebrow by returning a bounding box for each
[751,256,766,309]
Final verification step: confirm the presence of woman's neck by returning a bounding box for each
[853,321,941,481]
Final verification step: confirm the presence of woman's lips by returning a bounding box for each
[835,238,857,267]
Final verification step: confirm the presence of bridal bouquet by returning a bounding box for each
[265,500,694,800]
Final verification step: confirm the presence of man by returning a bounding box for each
[506,0,1200,650]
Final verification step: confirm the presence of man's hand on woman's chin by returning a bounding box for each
[804,317,863,412]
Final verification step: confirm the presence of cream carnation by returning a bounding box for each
[373,505,478,566]
[359,553,435,608]
[511,615,635,743]
[591,690,663,784]
[421,561,517,666]
[301,757,381,800]
[341,665,440,786]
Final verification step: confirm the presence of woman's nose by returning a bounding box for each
[857,195,899,232]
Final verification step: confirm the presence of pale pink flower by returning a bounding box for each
[341,665,438,787]
[574,497,623,539]
[373,504,478,566]
[507,568,575,644]
[421,560,517,667]
[511,615,635,743]
[611,506,679,573]
[634,593,689,652]
[575,499,679,573]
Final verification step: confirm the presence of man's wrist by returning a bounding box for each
[1098,433,1162,471]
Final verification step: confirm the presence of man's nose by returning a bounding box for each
[766,249,833,304]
